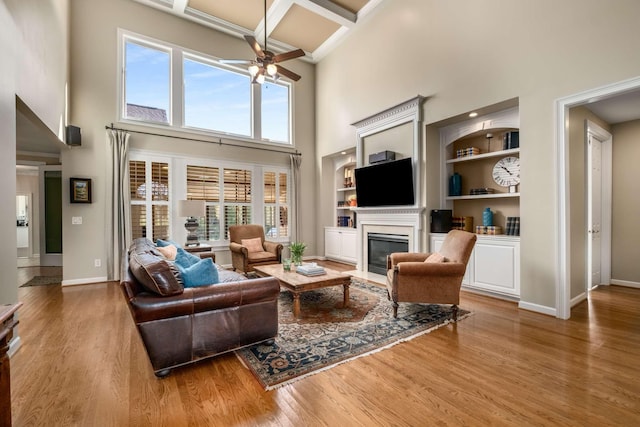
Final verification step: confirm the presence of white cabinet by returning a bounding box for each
[430,233,520,299]
[325,227,357,264]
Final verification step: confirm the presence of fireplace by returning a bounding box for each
[367,233,409,275]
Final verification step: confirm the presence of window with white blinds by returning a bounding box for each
[223,168,252,240]
[264,171,289,238]
[129,158,171,241]
[186,165,221,241]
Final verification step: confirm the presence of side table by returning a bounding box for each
[1,302,23,427]
[184,244,215,261]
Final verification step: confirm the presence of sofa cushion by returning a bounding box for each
[241,237,264,253]
[129,251,184,296]
[175,247,201,268]
[175,257,219,287]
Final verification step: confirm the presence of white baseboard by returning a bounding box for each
[8,335,22,357]
[611,279,640,289]
[571,292,587,307]
[62,276,109,286]
[518,300,557,317]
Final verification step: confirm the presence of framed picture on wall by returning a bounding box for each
[70,177,92,203]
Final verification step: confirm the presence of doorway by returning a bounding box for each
[586,120,612,292]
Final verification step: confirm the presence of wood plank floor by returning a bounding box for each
[10,261,640,426]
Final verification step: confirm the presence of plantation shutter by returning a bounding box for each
[223,168,252,240]
[186,165,221,241]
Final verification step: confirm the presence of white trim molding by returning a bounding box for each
[555,75,640,319]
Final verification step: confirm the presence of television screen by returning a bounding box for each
[354,158,415,207]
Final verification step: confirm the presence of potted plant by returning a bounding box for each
[289,242,306,266]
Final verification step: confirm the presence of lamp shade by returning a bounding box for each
[178,200,206,218]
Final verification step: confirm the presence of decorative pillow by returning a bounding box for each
[425,252,447,263]
[175,257,219,288]
[174,247,201,268]
[157,244,177,260]
[156,239,181,248]
[241,237,264,253]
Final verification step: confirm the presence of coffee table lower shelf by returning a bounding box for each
[253,264,352,319]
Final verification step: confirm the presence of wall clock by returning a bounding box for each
[492,156,520,193]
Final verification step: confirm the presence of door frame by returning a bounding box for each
[555,76,640,319]
[586,120,612,292]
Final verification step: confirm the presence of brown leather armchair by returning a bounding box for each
[229,224,283,273]
[386,230,477,319]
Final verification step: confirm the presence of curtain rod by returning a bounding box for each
[105,124,302,157]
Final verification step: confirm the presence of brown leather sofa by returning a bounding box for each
[120,238,280,377]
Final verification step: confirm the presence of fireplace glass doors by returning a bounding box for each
[367,233,409,275]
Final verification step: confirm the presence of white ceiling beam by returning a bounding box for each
[296,0,356,28]
[172,0,188,13]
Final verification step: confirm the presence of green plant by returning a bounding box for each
[289,242,306,264]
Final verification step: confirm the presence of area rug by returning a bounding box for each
[20,275,62,287]
[236,280,470,390]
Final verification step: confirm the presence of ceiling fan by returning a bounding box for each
[221,0,305,84]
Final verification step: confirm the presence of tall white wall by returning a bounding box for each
[0,0,68,304]
[66,0,316,281]
[316,0,640,311]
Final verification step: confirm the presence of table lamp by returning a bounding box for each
[178,200,206,246]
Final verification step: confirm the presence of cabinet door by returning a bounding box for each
[340,230,357,264]
[471,241,520,296]
[325,229,341,259]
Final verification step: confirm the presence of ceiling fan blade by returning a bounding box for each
[273,48,305,63]
[276,65,301,82]
[244,35,265,58]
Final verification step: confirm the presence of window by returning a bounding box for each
[223,168,252,240]
[264,171,289,238]
[119,30,293,144]
[186,165,221,241]
[261,82,290,142]
[129,158,171,241]
[123,40,171,124]
[183,56,251,136]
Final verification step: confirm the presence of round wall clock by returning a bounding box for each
[492,156,520,192]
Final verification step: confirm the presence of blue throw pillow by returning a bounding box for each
[175,257,219,288]
[156,239,181,248]
[174,247,201,268]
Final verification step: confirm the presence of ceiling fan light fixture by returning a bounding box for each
[256,73,266,84]
[266,63,278,76]
[248,64,259,77]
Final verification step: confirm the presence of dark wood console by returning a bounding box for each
[1,303,22,427]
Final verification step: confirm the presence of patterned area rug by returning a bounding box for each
[20,275,62,287]
[236,280,470,390]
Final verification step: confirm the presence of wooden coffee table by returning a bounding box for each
[253,264,352,319]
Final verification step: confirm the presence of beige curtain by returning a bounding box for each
[289,153,302,243]
[106,129,131,281]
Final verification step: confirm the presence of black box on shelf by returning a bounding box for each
[368,150,395,164]
[503,131,519,150]
[430,209,452,233]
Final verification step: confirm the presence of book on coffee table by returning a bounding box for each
[296,263,326,276]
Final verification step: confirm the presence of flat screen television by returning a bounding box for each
[354,157,415,207]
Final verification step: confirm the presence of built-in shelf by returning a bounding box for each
[446,148,520,164]
[447,192,520,200]
[337,187,356,192]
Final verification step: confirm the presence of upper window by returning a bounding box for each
[119,30,293,145]
[183,56,251,136]
[124,40,171,124]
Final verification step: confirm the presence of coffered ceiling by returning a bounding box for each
[132,0,385,63]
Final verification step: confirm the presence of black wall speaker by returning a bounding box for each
[66,125,81,146]
[430,209,453,233]
[368,150,395,164]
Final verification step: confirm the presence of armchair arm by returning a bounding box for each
[263,241,283,259]
[197,252,216,262]
[389,252,431,268]
[394,261,466,277]
[229,242,248,256]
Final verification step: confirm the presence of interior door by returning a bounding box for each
[588,135,602,290]
[39,165,63,266]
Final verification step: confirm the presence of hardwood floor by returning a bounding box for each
[10,261,640,426]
